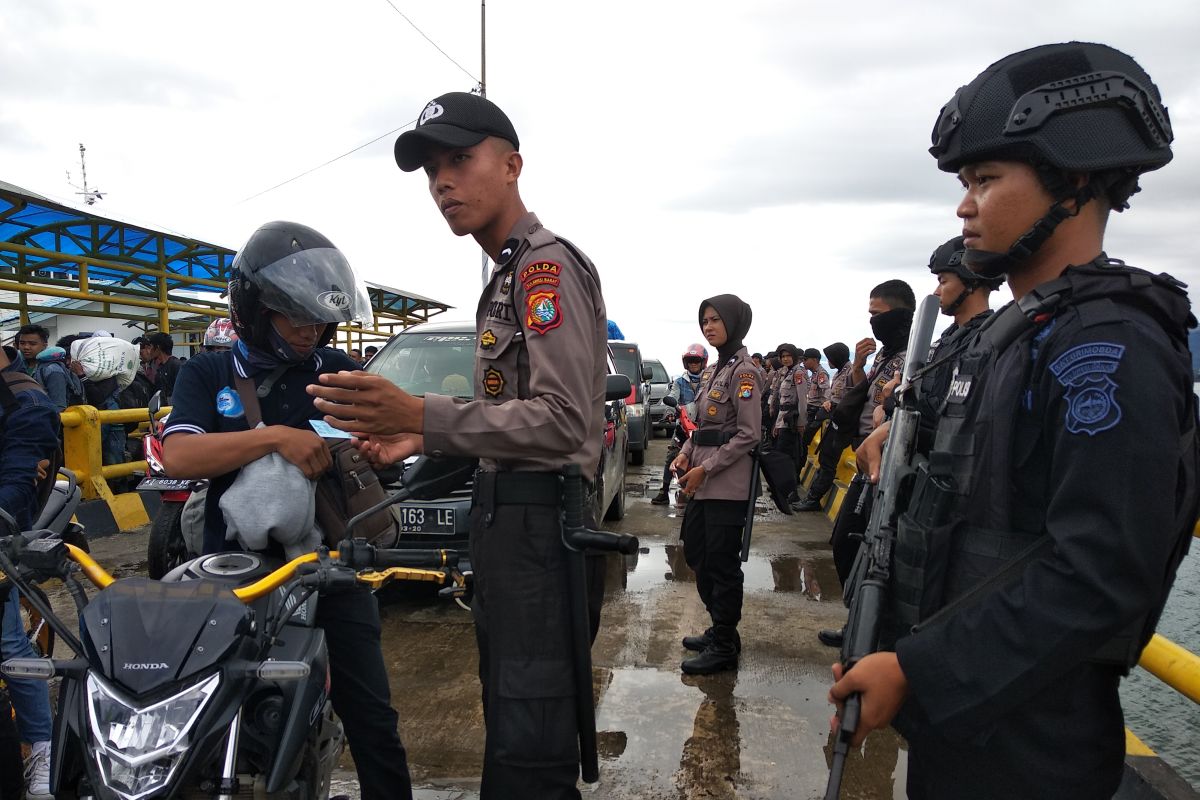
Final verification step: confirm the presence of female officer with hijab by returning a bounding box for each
[670,294,762,675]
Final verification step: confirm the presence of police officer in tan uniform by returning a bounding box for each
[801,346,833,452]
[671,294,762,675]
[309,91,606,800]
[770,343,807,497]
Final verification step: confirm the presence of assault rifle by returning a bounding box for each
[825,294,940,799]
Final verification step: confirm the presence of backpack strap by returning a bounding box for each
[0,372,47,415]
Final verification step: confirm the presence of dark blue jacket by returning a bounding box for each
[0,356,62,531]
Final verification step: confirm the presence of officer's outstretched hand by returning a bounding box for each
[678,465,707,496]
[353,433,424,467]
[855,422,890,483]
[308,371,423,436]
[273,427,333,479]
[828,652,908,748]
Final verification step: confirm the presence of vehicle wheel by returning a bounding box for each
[604,479,627,521]
[147,501,189,580]
[631,447,645,466]
[19,585,55,658]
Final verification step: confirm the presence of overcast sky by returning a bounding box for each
[3,0,1198,369]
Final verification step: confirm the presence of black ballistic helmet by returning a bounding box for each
[929,236,1004,290]
[930,42,1172,175]
[929,42,1172,277]
[229,221,373,352]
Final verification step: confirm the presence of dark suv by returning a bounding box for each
[608,341,652,465]
[367,320,631,548]
[645,358,672,436]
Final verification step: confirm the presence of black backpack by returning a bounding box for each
[117,371,154,410]
[0,373,65,514]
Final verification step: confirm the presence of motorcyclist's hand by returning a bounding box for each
[353,433,424,466]
[36,458,49,482]
[678,465,706,495]
[855,422,890,483]
[308,371,423,436]
[670,453,690,474]
[854,338,877,367]
[828,653,908,748]
[272,427,332,479]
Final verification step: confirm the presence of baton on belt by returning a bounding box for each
[740,448,761,562]
[561,464,639,783]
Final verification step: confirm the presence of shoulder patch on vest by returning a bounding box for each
[525,289,563,335]
[1049,342,1126,436]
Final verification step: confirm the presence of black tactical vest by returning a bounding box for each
[889,258,1198,667]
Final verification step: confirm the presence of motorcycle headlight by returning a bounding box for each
[86,671,220,800]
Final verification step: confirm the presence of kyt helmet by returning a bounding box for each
[682,343,708,368]
[203,318,236,350]
[929,42,1173,277]
[228,221,373,354]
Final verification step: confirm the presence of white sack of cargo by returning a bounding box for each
[71,336,139,388]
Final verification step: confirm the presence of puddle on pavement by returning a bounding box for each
[610,544,838,601]
[592,666,905,798]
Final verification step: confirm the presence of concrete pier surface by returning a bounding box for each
[64,437,907,799]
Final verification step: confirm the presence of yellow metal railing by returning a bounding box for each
[1139,633,1200,705]
[60,405,169,501]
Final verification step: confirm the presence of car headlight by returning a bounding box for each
[626,404,644,418]
[87,671,220,800]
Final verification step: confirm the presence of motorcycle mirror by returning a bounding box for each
[1,658,54,681]
[641,364,653,382]
[344,455,477,540]
[605,374,631,402]
[148,390,163,418]
[257,661,310,681]
[661,396,678,409]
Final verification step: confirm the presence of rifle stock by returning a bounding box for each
[825,295,940,799]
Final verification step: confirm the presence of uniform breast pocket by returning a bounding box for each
[476,324,521,399]
[702,385,732,422]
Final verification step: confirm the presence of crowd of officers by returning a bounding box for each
[2,38,1193,800]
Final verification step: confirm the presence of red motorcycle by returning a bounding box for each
[138,391,206,578]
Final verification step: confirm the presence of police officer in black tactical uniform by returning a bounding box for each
[829,42,1198,800]
[162,222,415,800]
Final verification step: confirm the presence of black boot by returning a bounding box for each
[651,491,670,505]
[817,627,845,648]
[794,497,822,512]
[682,627,742,653]
[681,626,739,674]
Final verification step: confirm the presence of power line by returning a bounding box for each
[379,0,480,85]
[237,119,416,205]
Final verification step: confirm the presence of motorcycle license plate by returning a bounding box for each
[137,477,193,492]
[396,505,455,534]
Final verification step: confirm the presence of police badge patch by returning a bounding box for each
[483,367,505,397]
[525,290,563,335]
[480,329,497,350]
[1049,342,1126,436]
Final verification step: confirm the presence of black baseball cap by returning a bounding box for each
[803,348,822,360]
[394,92,520,172]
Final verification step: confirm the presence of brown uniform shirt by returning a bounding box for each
[773,365,809,431]
[828,364,853,405]
[423,212,607,474]
[857,349,906,435]
[806,365,830,406]
[679,347,762,501]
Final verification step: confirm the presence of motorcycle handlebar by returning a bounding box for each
[61,543,462,602]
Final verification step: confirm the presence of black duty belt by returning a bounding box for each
[473,470,561,507]
[692,430,736,447]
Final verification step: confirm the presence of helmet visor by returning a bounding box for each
[254,248,374,328]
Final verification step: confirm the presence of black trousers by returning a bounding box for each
[830,478,872,587]
[774,427,801,479]
[470,501,591,800]
[680,499,746,630]
[317,588,413,800]
[802,405,828,452]
[805,422,854,502]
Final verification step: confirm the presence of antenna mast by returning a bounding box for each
[67,143,104,205]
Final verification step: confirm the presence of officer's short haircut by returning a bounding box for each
[870,279,916,311]
[17,324,49,343]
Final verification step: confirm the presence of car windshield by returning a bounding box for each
[648,361,669,383]
[368,332,476,399]
[611,346,639,382]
